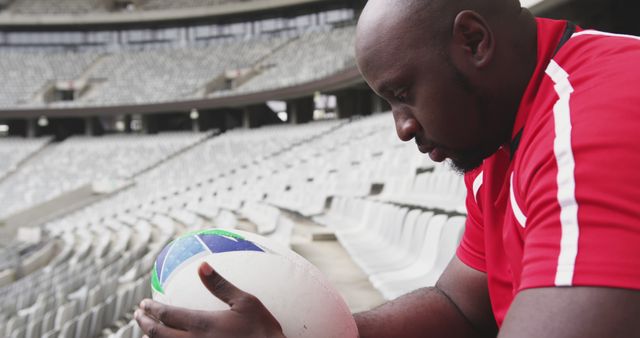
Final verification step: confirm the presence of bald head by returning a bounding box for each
[355,0,537,173]
[356,0,522,74]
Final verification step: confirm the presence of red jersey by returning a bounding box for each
[456,18,640,326]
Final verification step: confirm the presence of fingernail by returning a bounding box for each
[201,262,213,276]
[134,310,140,319]
[140,300,148,309]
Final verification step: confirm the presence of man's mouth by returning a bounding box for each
[417,143,447,162]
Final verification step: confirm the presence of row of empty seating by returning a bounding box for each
[224,26,355,95]
[0,121,347,337]
[315,197,465,300]
[1,26,356,109]
[0,132,209,219]
[0,137,50,180]
[1,112,468,337]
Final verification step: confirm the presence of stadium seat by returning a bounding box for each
[88,304,105,338]
[40,311,55,335]
[58,318,76,338]
[24,318,42,338]
[73,311,90,338]
[54,301,76,331]
[41,329,59,338]
[265,217,295,248]
[376,216,466,300]
[369,214,449,288]
[5,315,25,337]
[111,322,133,338]
[240,202,282,235]
[354,209,429,275]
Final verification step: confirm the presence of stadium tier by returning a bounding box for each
[0,113,467,337]
[4,0,274,15]
[0,132,210,220]
[0,137,50,179]
[0,26,355,109]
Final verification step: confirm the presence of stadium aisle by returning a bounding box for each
[285,212,386,313]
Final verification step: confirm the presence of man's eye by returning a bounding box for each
[395,91,408,103]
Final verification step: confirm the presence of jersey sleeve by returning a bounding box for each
[456,168,487,272]
[518,34,640,291]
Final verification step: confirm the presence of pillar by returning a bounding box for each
[286,97,314,124]
[242,108,251,129]
[26,118,36,138]
[334,89,373,118]
[84,117,95,136]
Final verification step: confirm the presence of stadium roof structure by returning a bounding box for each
[0,0,363,29]
[0,0,570,29]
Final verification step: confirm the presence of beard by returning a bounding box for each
[447,150,485,175]
[445,58,501,175]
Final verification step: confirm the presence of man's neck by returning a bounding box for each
[502,9,538,142]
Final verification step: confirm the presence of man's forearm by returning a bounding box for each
[354,287,480,338]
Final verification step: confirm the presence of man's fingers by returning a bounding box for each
[198,262,248,306]
[135,309,189,338]
[139,299,197,329]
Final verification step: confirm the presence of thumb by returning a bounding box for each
[198,262,247,306]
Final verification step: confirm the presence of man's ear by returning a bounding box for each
[451,10,494,68]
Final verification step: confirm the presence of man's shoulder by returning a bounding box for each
[555,30,640,77]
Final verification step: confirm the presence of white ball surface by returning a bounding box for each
[151,229,358,338]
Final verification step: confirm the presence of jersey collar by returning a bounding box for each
[510,18,573,143]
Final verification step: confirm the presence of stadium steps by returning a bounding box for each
[77,53,111,82]
[199,35,297,97]
[255,34,301,65]
[51,53,114,102]
[0,137,53,185]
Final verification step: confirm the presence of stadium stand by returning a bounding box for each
[0,27,354,109]
[79,35,287,106]
[226,26,356,95]
[0,137,51,180]
[5,0,109,15]
[4,0,270,14]
[0,112,466,337]
[0,132,210,220]
[0,52,100,107]
[140,0,269,11]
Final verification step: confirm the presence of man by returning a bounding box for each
[136,0,640,336]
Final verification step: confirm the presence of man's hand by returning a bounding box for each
[135,262,285,338]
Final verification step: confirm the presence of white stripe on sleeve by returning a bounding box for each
[509,173,527,228]
[472,172,483,203]
[546,60,580,287]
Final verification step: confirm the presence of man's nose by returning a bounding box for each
[393,110,419,142]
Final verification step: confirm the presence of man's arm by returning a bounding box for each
[499,287,640,338]
[354,256,498,338]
